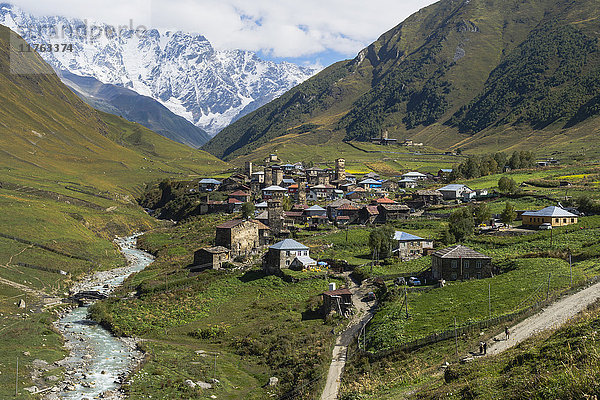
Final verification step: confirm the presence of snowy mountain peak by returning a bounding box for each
[0,4,318,135]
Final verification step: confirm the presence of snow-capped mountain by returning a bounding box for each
[0,4,318,135]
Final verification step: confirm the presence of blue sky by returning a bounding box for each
[11,0,438,68]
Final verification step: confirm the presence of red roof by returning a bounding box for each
[228,198,243,204]
[376,197,395,204]
[336,216,350,220]
[338,204,359,211]
[229,190,250,197]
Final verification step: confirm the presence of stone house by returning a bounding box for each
[262,185,288,200]
[357,206,379,225]
[229,190,251,203]
[263,239,311,274]
[412,190,443,207]
[199,178,222,192]
[398,178,418,189]
[393,231,433,259]
[401,171,428,181]
[192,246,230,271]
[431,245,492,281]
[377,204,410,222]
[215,219,261,257]
[437,184,474,200]
[358,178,382,190]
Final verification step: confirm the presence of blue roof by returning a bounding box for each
[306,205,326,211]
[393,231,424,241]
[270,239,309,251]
[199,178,222,185]
[282,178,296,184]
[440,169,453,173]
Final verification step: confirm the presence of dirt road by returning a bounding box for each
[484,280,600,356]
[320,277,375,400]
[0,277,62,309]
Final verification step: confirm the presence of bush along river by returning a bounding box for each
[45,235,154,400]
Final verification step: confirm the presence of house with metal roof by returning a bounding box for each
[401,171,428,180]
[262,185,288,200]
[393,231,434,259]
[522,206,578,228]
[358,178,382,190]
[399,177,418,189]
[431,245,492,281]
[437,184,474,200]
[263,239,311,274]
[199,178,222,192]
[305,205,327,217]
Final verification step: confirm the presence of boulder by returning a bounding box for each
[268,377,279,386]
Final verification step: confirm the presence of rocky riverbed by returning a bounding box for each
[40,235,154,400]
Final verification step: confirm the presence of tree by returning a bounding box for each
[369,225,395,261]
[448,207,474,242]
[498,176,519,194]
[501,201,517,227]
[281,196,292,211]
[473,203,492,225]
[440,228,456,245]
[241,202,255,219]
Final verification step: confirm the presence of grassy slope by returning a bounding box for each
[89,214,345,399]
[205,0,600,163]
[0,25,228,397]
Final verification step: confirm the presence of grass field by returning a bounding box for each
[88,214,348,399]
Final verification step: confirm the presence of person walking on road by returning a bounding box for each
[505,326,510,341]
[483,341,487,355]
[479,342,483,354]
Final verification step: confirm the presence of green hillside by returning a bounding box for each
[204,0,600,161]
[0,25,229,396]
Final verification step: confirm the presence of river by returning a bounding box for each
[47,235,154,400]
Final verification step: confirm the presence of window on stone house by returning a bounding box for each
[476,261,482,268]
[451,260,457,269]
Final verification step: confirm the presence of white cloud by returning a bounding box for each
[10,0,437,58]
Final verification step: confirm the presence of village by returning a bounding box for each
[187,154,581,316]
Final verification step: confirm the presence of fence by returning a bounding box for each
[358,274,600,360]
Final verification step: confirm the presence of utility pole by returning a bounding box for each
[569,253,573,286]
[404,287,409,318]
[547,273,551,300]
[454,317,458,357]
[488,283,491,318]
[15,357,18,397]
[213,353,217,382]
